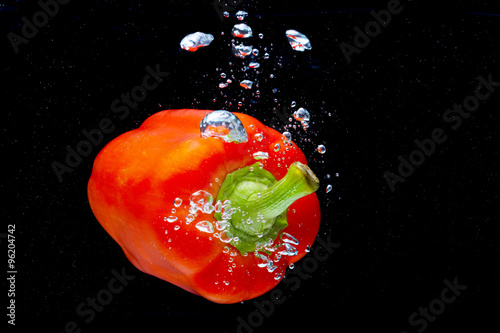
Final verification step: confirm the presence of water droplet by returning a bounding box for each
[280,232,299,245]
[180,32,214,52]
[240,80,254,89]
[255,253,269,268]
[164,230,168,234]
[196,221,214,233]
[232,23,253,38]
[224,280,230,285]
[336,172,340,177]
[267,261,277,273]
[249,62,260,69]
[274,273,282,280]
[232,44,253,58]
[174,198,182,207]
[215,220,229,231]
[274,143,281,152]
[189,190,214,213]
[305,245,311,253]
[249,166,254,172]
[174,225,180,231]
[252,151,269,161]
[254,133,263,141]
[235,10,248,20]
[219,230,233,243]
[282,131,292,142]
[293,107,310,122]
[258,33,264,39]
[186,214,195,224]
[200,110,248,143]
[285,29,312,51]
[219,83,228,89]
[317,145,326,154]
[223,246,230,253]
[288,263,295,269]
[290,101,297,107]
[275,243,298,256]
[220,72,227,79]
[171,208,176,213]
[166,216,178,223]
[264,53,270,59]
[326,184,333,193]
[223,11,230,18]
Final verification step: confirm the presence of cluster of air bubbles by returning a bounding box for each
[185,189,240,245]
[253,231,301,279]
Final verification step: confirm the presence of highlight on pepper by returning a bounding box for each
[88,109,321,304]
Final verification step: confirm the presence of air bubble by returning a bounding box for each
[166,216,178,223]
[196,221,214,233]
[200,110,248,143]
[253,151,269,160]
[254,133,263,141]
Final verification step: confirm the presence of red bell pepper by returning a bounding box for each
[87,109,320,304]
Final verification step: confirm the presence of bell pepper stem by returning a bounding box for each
[243,162,318,222]
[216,161,319,253]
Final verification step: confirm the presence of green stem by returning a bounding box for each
[215,161,319,253]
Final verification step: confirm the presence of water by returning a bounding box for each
[276,243,298,256]
[317,145,326,154]
[166,216,178,223]
[232,23,253,38]
[200,110,248,143]
[240,80,254,89]
[282,131,292,142]
[253,151,269,160]
[293,107,310,122]
[326,184,333,193]
[249,62,260,69]
[280,232,299,245]
[180,32,214,52]
[196,221,214,233]
[235,10,248,20]
[285,29,312,51]
[189,190,214,213]
[232,44,253,58]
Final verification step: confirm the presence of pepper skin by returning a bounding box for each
[87,109,320,304]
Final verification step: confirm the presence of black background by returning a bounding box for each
[2,0,499,332]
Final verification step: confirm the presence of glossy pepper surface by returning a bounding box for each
[88,109,320,303]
